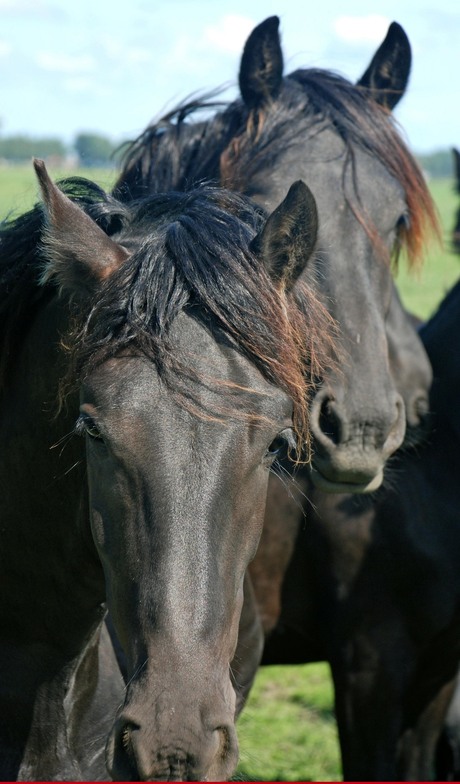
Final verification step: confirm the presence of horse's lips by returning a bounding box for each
[309,464,384,494]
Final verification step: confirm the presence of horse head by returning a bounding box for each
[231,18,437,492]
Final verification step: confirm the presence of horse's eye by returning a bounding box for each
[397,213,410,233]
[394,213,410,245]
[76,414,103,440]
[266,428,297,460]
[392,213,410,265]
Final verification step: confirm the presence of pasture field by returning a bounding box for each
[0,163,117,220]
[396,177,460,319]
[0,165,459,781]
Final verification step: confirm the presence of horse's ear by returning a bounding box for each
[239,16,283,110]
[357,22,411,110]
[33,158,128,297]
[251,180,318,291]
[453,148,460,194]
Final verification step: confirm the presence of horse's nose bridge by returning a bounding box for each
[309,296,405,448]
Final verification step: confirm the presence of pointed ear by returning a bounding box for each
[34,158,129,297]
[357,22,411,110]
[251,180,318,291]
[238,16,283,110]
[453,148,460,194]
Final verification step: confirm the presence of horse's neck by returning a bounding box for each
[0,297,104,631]
[15,621,124,781]
[0,296,111,778]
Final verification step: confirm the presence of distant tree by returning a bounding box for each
[74,132,115,167]
[416,149,454,179]
[0,135,66,162]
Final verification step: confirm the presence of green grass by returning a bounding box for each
[0,162,117,220]
[394,177,459,319]
[235,663,341,782]
[0,164,458,782]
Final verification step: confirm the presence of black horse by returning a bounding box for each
[252,144,460,779]
[260,276,460,781]
[114,16,438,493]
[433,164,460,779]
[0,162,333,780]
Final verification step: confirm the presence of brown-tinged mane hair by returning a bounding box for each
[114,68,440,268]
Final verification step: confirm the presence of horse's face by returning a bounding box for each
[234,18,433,493]
[241,120,406,492]
[81,318,292,780]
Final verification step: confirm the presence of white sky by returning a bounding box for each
[0,0,458,153]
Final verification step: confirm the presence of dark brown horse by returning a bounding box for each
[432,168,460,779]
[259,275,460,781]
[252,148,460,779]
[114,17,438,493]
[0,162,333,780]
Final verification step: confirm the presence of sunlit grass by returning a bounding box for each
[395,177,459,319]
[235,663,341,782]
[0,162,117,220]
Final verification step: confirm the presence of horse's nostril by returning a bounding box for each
[122,723,133,753]
[319,397,341,445]
[109,720,141,781]
[413,393,430,421]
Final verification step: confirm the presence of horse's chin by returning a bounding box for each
[309,464,384,495]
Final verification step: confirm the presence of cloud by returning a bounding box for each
[0,0,33,8]
[35,51,96,73]
[0,0,66,18]
[62,76,109,98]
[159,13,256,85]
[99,36,152,66]
[334,15,390,44]
[203,14,255,54]
[0,40,12,57]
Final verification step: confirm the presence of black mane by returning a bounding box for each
[113,92,245,199]
[70,183,272,385]
[0,178,331,441]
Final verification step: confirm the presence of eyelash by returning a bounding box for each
[76,413,103,440]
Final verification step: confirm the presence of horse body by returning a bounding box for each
[252,147,460,779]
[0,164,327,780]
[259,281,460,781]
